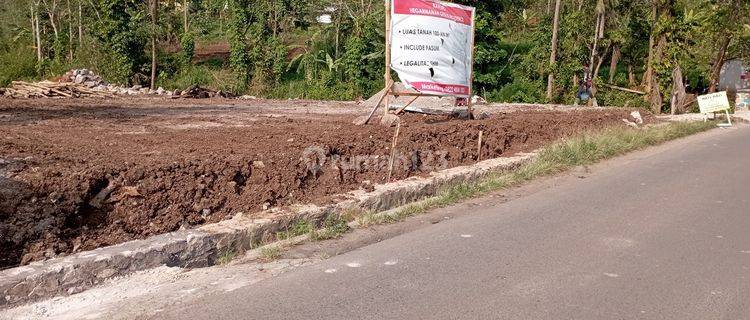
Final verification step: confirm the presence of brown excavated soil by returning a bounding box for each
[0,98,646,268]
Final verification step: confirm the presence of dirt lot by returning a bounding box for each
[0,97,643,268]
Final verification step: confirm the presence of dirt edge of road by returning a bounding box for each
[1,102,636,268]
[0,151,536,308]
[0,120,727,319]
[0,119,717,308]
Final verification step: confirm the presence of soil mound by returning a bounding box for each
[0,101,639,268]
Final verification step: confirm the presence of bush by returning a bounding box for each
[596,86,648,109]
[157,64,246,93]
[486,79,544,103]
[0,45,38,87]
[180,33,196,64]
[266,77,357,101]
[87,0,148,85]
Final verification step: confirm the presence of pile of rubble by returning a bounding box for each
[364,82,487,110]
[62,69,109,88]
[59,69,176,96]
[2,69,230,99]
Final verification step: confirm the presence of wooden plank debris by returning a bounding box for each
[601,83,646,95]
[2,81,114,98]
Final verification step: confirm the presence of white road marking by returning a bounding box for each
[346,262,362,268]
[460,234,473,238]
[602,237,636,249]
[603,273,620,278]
[384,260,398,266]
[324,269,337,273]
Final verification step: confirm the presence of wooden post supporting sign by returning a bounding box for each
[383,0,393,117]
[379,0,476,119]
[697,91,733,127]
[466,7,476,117]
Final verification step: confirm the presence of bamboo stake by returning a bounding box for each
[394,95,420,115]
[13,82,73,97]
[466,8,477,117]
[13,83,49,95]
[383,0,392,116]
[387,122,401,181]
[477,130,483,161]
[363,79,393,125]
[601,83,646,95]
[8,81,116,98]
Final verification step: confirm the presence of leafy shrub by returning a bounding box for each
[157,64,245,93]
[180,32,196,64]
[266,78,358,101]
[487,79,544,103]
[0,44,38,87]
[596,86,648,109]
[88,0,149,85]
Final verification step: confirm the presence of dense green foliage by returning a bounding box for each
[91,0,149,84]
[0,0,748,109]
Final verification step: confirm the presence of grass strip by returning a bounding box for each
[358,121,715,226]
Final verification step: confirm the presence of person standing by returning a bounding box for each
[576,63,592,105]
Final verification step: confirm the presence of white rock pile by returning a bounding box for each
[60,69,173,96]
[2,69,233,99]
[63,69,108,88]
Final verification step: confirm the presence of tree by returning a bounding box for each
[149,0,158,90]
[546,0,562,99]
[89,0,148,84]
[643,1,658,91]
[670,64,685,114]
[183,0,189,33]
[705,0,747,93]
[228,0,251,84]
[0,0,746,103]
[31,1,43,63]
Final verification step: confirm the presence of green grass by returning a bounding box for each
[276,220,314,241]
[259,246,283,262]
[358,121,715,226]
[310,214,351,241]
[157,64,246,93]
[276,214,351,243]
[264,78,360,101]
[240,121,713,263]
[216,249,237,265]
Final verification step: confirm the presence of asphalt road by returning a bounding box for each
[156,126,750,320]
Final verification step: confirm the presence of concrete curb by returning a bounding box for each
[658,112,750,124]
[0,153,535,307]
